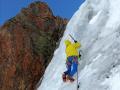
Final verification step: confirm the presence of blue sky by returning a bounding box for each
[0,0,85,25]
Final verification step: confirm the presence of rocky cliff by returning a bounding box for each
[0,1,68,90]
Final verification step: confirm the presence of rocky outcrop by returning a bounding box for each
[0,1,68,90]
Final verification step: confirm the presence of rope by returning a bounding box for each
[77,56,82,90]
[77,65,79,90]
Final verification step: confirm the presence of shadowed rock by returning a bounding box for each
[0,1,68,90]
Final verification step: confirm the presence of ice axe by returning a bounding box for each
[69,34,77,43]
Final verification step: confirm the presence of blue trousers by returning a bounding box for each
[64,56,78,77]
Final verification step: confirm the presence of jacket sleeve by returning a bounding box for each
[72,42,81,48]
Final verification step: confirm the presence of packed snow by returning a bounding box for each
[37,0,120,90]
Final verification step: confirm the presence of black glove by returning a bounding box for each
[74,40,77,43]
[79,54,81,58]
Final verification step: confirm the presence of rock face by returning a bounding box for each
[0,1,68,90]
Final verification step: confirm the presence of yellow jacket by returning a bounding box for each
[64,40,81,57]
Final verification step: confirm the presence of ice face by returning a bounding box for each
[37,0,120,90]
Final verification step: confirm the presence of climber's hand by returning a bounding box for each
[74,40,77,43]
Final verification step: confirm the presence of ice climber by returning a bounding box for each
[62,39,81,82]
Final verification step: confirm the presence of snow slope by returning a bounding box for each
[37,0,120,90]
